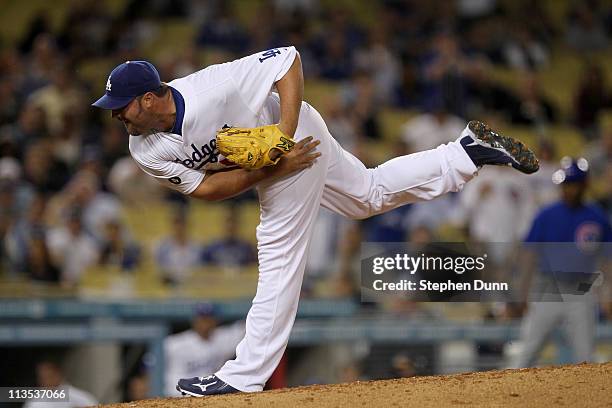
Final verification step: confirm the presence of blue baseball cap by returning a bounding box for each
[194,303,218,318]
[552,157,589,184]
[92,60,161,110]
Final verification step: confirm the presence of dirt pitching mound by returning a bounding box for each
[105,362,611,408]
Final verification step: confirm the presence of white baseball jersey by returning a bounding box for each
[129,47,298,195]
[127,46,479,392]
[164,323,245,396]
[23,384,98,408]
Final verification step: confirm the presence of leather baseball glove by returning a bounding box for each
[216,124,296,170]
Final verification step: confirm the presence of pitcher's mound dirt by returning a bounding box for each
[104,362,612,408]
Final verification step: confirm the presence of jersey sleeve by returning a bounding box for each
[132,153,205,195]
[227,46,298,114]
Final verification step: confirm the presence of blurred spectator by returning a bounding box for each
[3,194,47,281]
[340,71,382,140]
[514,0,558,45]
[242,2,278,54]
[509,73,557,126]
[157,46,199,80]
[279,19,316,78]
[420,31,482,116]
[465,66,519,120]
[503,24,549,71]
[28,62,86,135]
[573,64,611,139]
[196,2,249,53]
[46,207,100,285]
[463,17,504,63]
[566,3,609,51]
[4,193,59,281]
[201,206,256,269]
[24,358,98,408]
[313,8,364,81]
[323,95,359,152]
[393,62,421,109]
[46,170,121,241]
[23,141,70,193]
[22,33,58,95]
[26,226,60,283]
[51,111,83,168]
[0,77,20,126]
[304,208,343,293]
[0,49,25,96]
[362,206,411,243]
[107,156,164,204]
[18,12,52,54]
[77,147,107,188]
[354,26,401,104]
[406,194,462,233]
[103,14,144,58]
[378,4,419,62]
[585,130,612,177]
[401,106,465,152]
[56,0,113,61]
[2,102,49,154]
[155,209,202,285]
[334,221,362,298]
[528,139,559,207]
[0,182,16,273]
[460,167,536,263]
[0,157,32,215]
[164,304,244,396]
[98,219,141,272]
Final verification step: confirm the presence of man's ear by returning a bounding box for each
[141,92,155,109]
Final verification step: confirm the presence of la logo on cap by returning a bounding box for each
[106,77,112,92]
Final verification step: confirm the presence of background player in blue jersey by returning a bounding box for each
[516,157,612,367]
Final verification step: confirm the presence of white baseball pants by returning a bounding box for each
[216,102,478,391]
[514,276,596,368]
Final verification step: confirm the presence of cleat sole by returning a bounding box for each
[468,120,539,174]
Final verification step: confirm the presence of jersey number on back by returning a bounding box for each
[259,49,281,63]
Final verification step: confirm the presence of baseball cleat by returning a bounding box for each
[459,120,539,174]
[176,375,240,397]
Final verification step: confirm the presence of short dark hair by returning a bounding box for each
[134,84,169,103]
[151,83,169,97]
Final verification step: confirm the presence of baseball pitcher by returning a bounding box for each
[92,47,538,396]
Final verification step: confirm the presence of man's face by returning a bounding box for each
[37,362,63,387]
[192,316,217,340]
[112,95,155,136]
[561,181,586,206]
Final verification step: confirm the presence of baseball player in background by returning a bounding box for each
[163,304,244,396]
[515,158,611,367]
[92,47,539,396]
